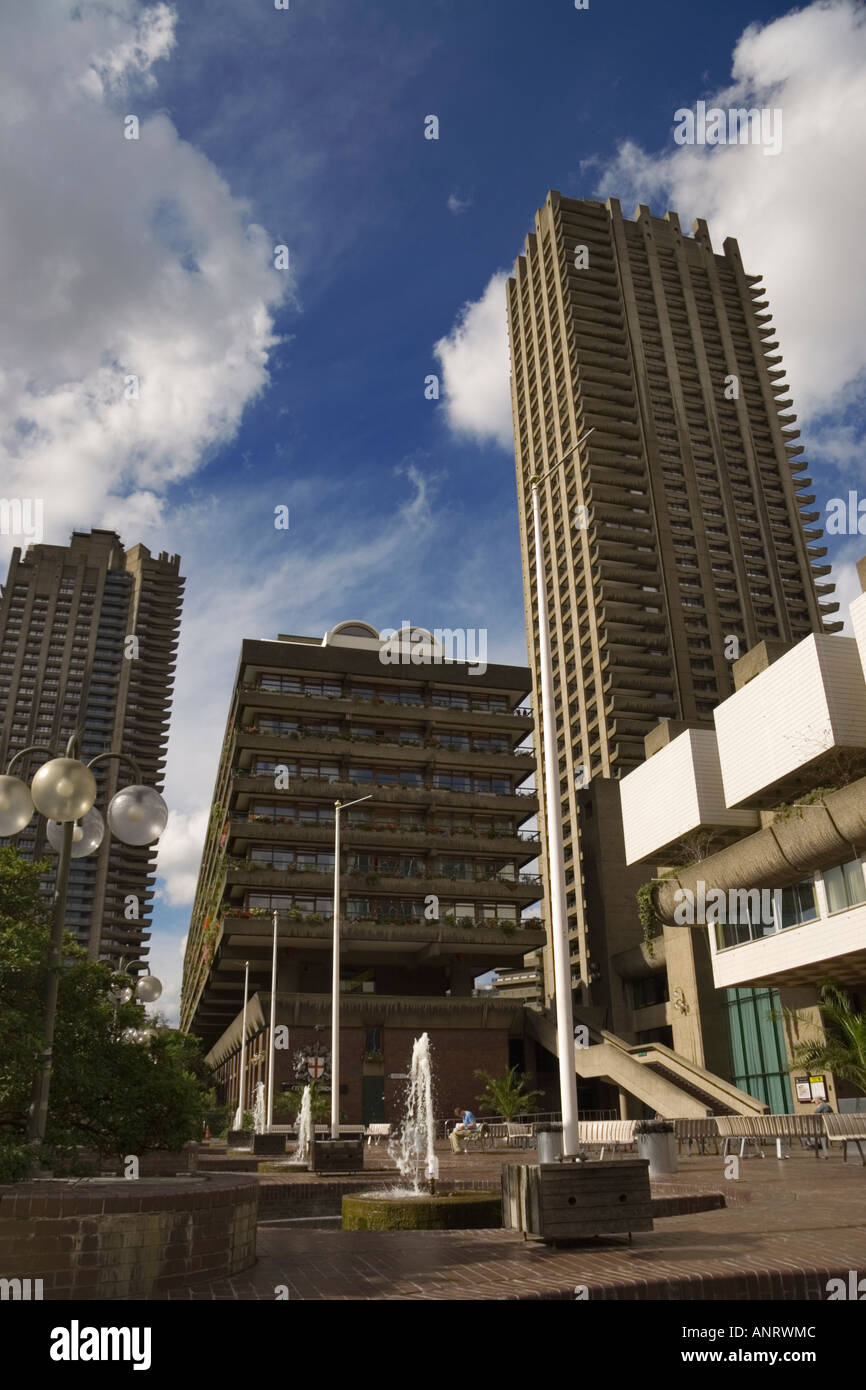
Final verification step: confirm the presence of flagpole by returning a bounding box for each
[266,911,278,1131]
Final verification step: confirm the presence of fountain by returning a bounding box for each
[388,1033,439,1194]
[342,1032,501,1231]
[293,1084,312,1164]
[252,1081,266,1135]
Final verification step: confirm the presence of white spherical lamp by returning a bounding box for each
[107,785,168,845]
[0,775,34,835]
[134,975,162,1004]
[46,806,105,859]
[31,758,97,823]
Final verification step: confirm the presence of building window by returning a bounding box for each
[823,859,866,914]
[776,879,818,929]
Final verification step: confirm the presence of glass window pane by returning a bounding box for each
[824,865,848,914]
[843,859,866,906]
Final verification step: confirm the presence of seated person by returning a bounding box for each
[449,1107,479,1152]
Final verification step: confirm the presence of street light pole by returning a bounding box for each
[235,959,250,1129]
[331,794,372,1139]
[26,820,73,1149]
[266,910,278,1131]
[0,737,168,1161]
[528,427,594,1159]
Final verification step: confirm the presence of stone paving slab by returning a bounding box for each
[148,1150,866,1301]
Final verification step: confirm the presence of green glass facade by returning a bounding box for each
[724,985,793,1113]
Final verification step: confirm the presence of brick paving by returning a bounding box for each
[147,1143,866,1300]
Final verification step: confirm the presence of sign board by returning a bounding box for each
[809,1075,827,1102]
[795,1078,812,1103]
[388,1073,409,1080]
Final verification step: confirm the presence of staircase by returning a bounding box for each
[525,1009,767,1118]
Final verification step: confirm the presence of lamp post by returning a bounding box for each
[528,426,594,1158]
[331,794,372,1139]
[0,735,169,1159]
[266,911,278,1131]
[108,956,163,1032]
[234,959,251,1131]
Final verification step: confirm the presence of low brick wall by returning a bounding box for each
[0,1175,258,1300]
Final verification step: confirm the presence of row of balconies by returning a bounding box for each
[229,772,538,810]
[232,728,533,771]
[236,684,533,729]
[222,862,543,899]
[228,815,539,855]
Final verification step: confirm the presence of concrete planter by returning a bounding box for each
[312,1138,364,1173]
[636,1131,678,1176]
[502,1160,653,1244]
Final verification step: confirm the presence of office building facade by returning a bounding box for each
[181,622,545,1123]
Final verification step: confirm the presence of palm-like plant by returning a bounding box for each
[474,1065,543,1121]
[788,983,866,1095]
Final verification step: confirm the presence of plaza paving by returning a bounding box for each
[156,1140,866,1300]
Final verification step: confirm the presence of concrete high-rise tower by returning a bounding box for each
[506,194,840,1076]
[0,529,184,967]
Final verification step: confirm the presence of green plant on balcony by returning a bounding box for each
[500,922,516,937]
[456,916,474,928]
[286,907,302,920]
[306,912,325,925]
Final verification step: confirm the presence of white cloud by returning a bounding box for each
[433,271,513,449]
[446,192,472,215]
[436,1,866,469]
[594,0,866,436]
[0,0,291,563]
[145,930,187,1029]
[154,809,210,907]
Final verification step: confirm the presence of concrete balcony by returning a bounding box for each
[222,862,542,905]
[236,686,534,733]
[619,728,760,865]
[229,774,538,815]
[233,729,534,773]
[227,816,540,861]
[714,635,866,809]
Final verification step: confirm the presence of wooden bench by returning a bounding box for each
[364,1123,392,1146]
[823,1114,866,1164]
[674,1118,720,1156]
[578,1119,636,1159]
[505,1122,535,1149]
[716,1114,824,1159]
[449,1122,489,1154]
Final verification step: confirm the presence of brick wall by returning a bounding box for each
[0,1175,257,1300]
[384,1028,509,1123]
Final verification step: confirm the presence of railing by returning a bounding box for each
[220,906,545,932]
[439,1108,616,1139]
[241,684,533,718]
[240,727,529,758]
[225,859,541,889]
[230,815,539,843]
[231,769,535,799]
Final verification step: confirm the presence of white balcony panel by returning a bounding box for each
[710,869,866,989]
[619,728,759,865]
[850,591,866,682]
[714,636,866,809]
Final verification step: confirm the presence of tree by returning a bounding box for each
[788,982,866,1096]
[0,845,209,1174]
[474,1065,543,1121]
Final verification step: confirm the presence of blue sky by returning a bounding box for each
[2,0,865,1021]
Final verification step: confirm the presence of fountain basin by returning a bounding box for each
[342,1190,501,1231]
